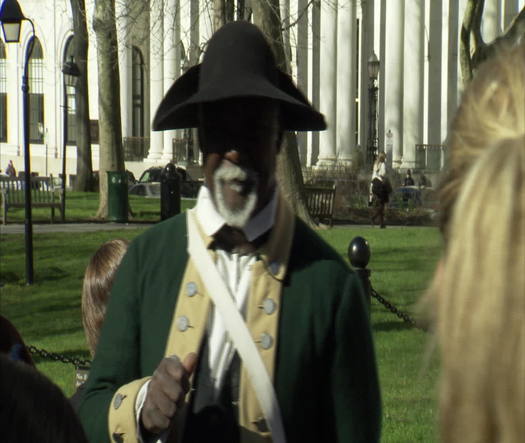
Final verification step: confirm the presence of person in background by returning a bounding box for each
[417,172,431,189]
[70,239,129,410]
[422,42,525,443]
[5,160,16,177]
[0,354,89,443]
[404,169,415,186]
[370,152,389,228]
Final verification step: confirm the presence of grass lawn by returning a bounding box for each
[2,191,196,224]
[0,205,442,441]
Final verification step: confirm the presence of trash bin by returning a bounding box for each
[107,171,128,222]
[160,163,181,220]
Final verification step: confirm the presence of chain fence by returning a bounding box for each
[370,287,427,332]
[27,345,91,369]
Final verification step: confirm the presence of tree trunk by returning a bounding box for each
[93,0,125,218]
[70,0,94,191]
[251,0,314,225]
[213,0,226,31]
[461,1,525,84]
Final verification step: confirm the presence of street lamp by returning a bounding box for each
[0,0,36,285]
[367,52,380,168]
[61,56,80,221]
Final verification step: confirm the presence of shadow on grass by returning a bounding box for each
[0,271,22,284]
[373,320,415,332]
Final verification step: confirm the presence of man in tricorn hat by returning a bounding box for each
[80,22,381,443]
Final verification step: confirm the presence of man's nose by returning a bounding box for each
[224,149,241,164]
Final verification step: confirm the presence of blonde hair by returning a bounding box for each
[431,137,525,442]
[423,42,525,443]
[81,239,128,356]
[439,43,525,237]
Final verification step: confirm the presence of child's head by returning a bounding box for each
[0,315,34,366]
[82,239,128,356]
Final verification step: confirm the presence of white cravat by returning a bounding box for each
[192,185,277,410]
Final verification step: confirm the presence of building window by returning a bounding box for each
[132,46,144,137]
[64,37,77,145]
[28,37,44,143]
[0,41,6,142]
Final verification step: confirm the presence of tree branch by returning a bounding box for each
[460,0,477,84]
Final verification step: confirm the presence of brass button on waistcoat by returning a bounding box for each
[269,261,280,275]
[113,393,126,409]
[259,332,273,350]
[186,282,198,297]
[177,315,190,331]
[262,298,276,315]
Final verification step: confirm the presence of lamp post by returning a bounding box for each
[367,52,380,168]
[61,56,80,221]
[0,0,36,285]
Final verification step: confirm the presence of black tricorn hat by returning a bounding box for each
[152,21,326,132]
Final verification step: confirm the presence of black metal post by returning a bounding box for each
[348,236,372,313]
[22,28,35,285]
[367,79,378,168]
[160,163,181,220]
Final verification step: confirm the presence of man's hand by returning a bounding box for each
[141,353,198,435]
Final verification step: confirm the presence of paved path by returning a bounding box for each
[0,221,420,235]
[0,222,154,235]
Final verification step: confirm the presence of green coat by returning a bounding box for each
[79,210,381,442]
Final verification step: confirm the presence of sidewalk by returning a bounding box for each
[0,221,420,235]
[0,222,154,235]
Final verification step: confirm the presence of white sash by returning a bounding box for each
[186,211,286,443]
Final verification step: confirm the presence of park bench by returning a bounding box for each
[0,175,64,224]
[304,183,337,227]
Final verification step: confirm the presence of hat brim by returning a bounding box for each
[152,65,326,132]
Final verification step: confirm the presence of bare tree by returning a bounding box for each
[461,0,525,84]
[93,0,126,218]
[252,0,314,225]
[69,0,94,191]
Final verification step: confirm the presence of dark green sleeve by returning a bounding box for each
[78,241,143,443]
[331,274,382,442]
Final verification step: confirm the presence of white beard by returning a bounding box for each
[213,163,258,228]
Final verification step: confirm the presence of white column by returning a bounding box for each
[190,0,200,164]
[401,0,424,169]
[336,0,356,165]
[148,0,164,161]
[440,0,449,144]
[384,0,404,168]
[297,0,309,166]
[483,0,502,42]
[116,0,132,140]
[359,0,375,158]
[446,0,459,130]
[162,0,178,161]
[317,0,337,168]
[504,0,520,30]
[377,0,385,158]
[428,0,443,145]
[457,0,468,97]
[3,46,19,157]
[309,1,321,165]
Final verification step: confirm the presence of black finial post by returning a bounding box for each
[160,163,181,220]
[348,236,372,311]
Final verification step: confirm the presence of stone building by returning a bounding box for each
[0,0,523,180]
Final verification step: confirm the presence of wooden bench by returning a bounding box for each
[0,176,64,224]
[304,183,336,227]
